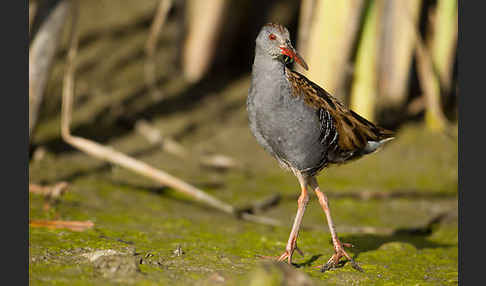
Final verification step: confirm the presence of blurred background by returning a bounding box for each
[29,0,458,285]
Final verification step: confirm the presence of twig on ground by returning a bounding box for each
[29,182,69,199]
[236,194,282,215]
[30,181,70,211]
[135,119,188,158]
[135,119,239,170]
[30,220,94,232]
[199,154,238,170]
[32,146,47,162]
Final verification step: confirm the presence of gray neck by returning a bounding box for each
[249,48,292,111]
[251,48,286,80]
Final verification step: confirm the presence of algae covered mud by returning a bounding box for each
[30,95,458,285]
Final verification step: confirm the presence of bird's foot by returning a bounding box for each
[256,252,291,264]
[257,245,304,265]
[317,242,363,273]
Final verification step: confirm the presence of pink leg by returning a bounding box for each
[309,177,363,272]
[276,173,309,264]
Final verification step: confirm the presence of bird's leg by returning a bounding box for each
[308,177,363,272]
[272,173,309,264]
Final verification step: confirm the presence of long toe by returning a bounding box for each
[319,254,339,272]
[277,251,292,264]
[318,247,363,273]
[349,258,363,272]
[338,245,364,272]
[257,251,292,264]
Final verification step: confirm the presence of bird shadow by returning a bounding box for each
[346,213,455,259]
[296,213,455,269]
[293,254,323,268]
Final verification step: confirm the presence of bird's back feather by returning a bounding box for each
[286,69,394,155]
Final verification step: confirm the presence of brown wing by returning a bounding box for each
[286,69,394,152]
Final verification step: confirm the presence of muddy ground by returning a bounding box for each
[29,1,458,285]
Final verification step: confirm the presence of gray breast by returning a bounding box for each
[247,72,328,175]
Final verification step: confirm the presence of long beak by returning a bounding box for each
[279,45,309,71]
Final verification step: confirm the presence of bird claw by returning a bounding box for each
[316,243,363,273]
[295,245,304,257]
[319,257,363,273]
[256,252,290,263]
[318,256,363,273]
[277,251,291,263]
[350,259,364,272]
[257,245,303,265]
[256,251,292,264]
[257,240,305,265]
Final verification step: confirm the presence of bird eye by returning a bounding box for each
[269,33,276,40]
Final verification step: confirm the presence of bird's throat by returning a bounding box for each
[250,50,292,111]
[252,49,286,76]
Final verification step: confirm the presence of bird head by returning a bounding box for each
[255,23,308,71]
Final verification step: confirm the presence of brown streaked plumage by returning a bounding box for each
[286,68,394,153]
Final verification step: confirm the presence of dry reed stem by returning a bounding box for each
[145,0,173,57]
[349,0,380,121]
[29,0,71,137]
[296,0,316,67]
[431,0,458,92]
[304,0,365,100]
[378,0,422,108]
[144,0,173,99]
[183,0,228,82]
[397,1,448,131]
[415,38,448,131]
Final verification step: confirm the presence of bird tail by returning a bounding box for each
[362,136,394,155]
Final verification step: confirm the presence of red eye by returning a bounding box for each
[269,33,276,40]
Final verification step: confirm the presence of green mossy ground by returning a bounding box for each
[30,106,458,285]
[30,1,457,284]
